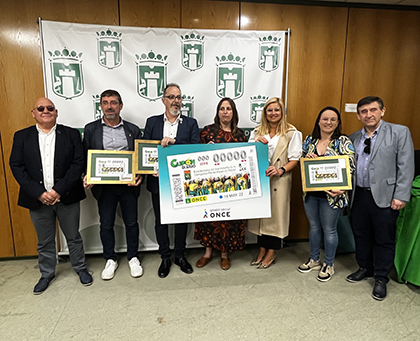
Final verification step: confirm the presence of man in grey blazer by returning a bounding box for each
[347,96,414,300]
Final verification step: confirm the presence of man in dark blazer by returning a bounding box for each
[347,96,414,300]
[10,97,92,294]
[83,89,143,280]
[143,83,200,278]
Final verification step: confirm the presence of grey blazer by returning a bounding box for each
[349,120,414,208]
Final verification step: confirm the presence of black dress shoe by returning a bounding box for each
[158,259,171,278]
[346,268,373,283]
[174,257,194,274]
[33,275,55,295]
[372,279,387,300]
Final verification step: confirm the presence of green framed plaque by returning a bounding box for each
[86,150,135,184]
[300,155,352,192]
[134,139,160,174]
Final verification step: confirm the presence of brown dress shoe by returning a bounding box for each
[196,256,213,268]
[221,257,231,270]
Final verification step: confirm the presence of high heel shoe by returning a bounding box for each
[250,257,263,266]
[257,257,276,269]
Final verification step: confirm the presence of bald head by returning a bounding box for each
[31,97,58,131]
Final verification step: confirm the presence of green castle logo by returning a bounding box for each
[250,95,269,124]
[135,51,168,101]
[48,48,84,100]
[92,94,102,120]
[97,29,122,69]
[180,33,205,71]
[258,36,281,72]
[181,94,195,118]
[216,53,246,99]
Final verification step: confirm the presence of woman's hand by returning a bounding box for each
[265,165,282,177]
[255,136,268,144]
[305,152,318,159]
[325,189,344,197]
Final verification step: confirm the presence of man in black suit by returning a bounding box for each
[10,97,92,294]
[83,89,143,280]
[143,83,200,278]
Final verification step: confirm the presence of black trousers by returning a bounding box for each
[257,234,282,250]
[351,187,399,282]
[151,192,188,259]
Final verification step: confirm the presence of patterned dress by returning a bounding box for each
[194,124,247,252]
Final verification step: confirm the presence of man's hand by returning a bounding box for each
[83,175,94,189]
[129,174,143,186]
[391,198,406,210]
[38,190,61,205]
[161,137,175,148]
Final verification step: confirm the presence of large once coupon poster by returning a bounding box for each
[158,142,271,224]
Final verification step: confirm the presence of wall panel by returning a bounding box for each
[0,0,119,256]
[341,8,420,148]
[241,3,349,239]
[120,0,181,28]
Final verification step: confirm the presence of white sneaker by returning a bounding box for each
[129,257,144,278]
[297,258,322,273]
[317,263,334,282]
[101,259,118,280]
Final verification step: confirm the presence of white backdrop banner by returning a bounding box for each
[39,20,287,254]
[40,20,286,130]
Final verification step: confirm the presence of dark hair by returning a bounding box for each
[311,106,342,140]
[100,89,122,105]
[164,83,181,96]
[357,96,384,112]
[214,97,240,136]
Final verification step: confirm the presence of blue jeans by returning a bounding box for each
[304,194,341,266]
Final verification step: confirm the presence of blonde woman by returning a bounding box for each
[248,97,302,268]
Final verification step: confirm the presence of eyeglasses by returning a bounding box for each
[164,95,182,101]
[36,106,55,112]
[364,138,371,154]
[101,100,119,106]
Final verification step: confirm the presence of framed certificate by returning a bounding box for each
[134,139,161,174]
[86,150,135,184]
[300,155,352,192]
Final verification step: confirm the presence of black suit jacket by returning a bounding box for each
[9,124,86,210]
[83,119,142,199]
[142,113,200,194]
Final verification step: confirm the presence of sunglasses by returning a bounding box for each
[364,138,371,154]
[36,105,55,112]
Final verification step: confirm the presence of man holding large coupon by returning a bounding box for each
[143,83,200,278]
[83,89,143,280]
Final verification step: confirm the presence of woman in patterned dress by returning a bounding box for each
[194,97,247,270]
[297,106,355,281]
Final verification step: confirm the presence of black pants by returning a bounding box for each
[258,234,282,250]
[151,192,188,259]
[351,187,399,282]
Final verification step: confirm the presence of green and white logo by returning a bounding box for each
[250,95,269,123]
[48,48,84,100]
[181,33,204,71]
[92,94,102,120]
[135,51,168,101]
[216,53,246,99]
[97,29,122,69]
[181,95,194,118]
[258,36,281,72]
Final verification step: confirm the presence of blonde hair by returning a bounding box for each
[255,97,293,136]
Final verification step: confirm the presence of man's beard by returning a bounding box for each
[169,108,180,116]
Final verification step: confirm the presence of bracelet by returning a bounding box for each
[279,167,286,177]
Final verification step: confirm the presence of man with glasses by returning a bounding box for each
[10,97,92,294]
[143,83,200,278]
[347,96,414,300]
[83,89,143,280]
